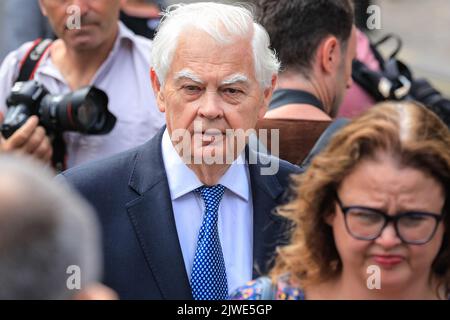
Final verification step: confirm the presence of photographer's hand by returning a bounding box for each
[0,113,53,163]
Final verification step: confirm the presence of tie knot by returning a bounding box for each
[195,184,225,210]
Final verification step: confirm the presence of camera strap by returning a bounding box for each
[17,38,53,82]
[16,38,67,171]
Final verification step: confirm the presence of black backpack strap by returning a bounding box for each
[269,89,325,112]
[17,38,53,82]
[352,59,386,101]
[372,33,403,61]
[352,58,412,101]
[352,32,414,102]
[410,79,450,128]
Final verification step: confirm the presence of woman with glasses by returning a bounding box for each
[231,101,450,300]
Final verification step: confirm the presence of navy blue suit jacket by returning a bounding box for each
[58,128,301,299]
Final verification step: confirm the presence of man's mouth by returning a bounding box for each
[192,131,225,147]
[202,133,221,145]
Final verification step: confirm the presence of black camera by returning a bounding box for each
[0,80,116,139]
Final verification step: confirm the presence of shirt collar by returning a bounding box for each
[161,129,250,202]
[218,152,250,202]
[161,129,203,200]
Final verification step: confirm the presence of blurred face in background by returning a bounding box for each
[39,0,123,51]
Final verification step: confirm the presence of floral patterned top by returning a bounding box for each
[231,276,450,300]
[230,275,305,300]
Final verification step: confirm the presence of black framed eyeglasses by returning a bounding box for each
[335,194,444,245]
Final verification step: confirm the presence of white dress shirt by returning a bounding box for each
[0,22,165,168]
[161,129,254,294]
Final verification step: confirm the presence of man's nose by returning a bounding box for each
[374,223,402,248]
[198,91,224,120]
[70,0,90,14]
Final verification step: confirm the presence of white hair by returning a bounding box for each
[151,2,280,88]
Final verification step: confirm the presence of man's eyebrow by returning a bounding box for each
[173,69,204,84]
[220,74,249,86]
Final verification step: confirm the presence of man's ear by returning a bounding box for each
[259,74,277,119]
[150,68,166,113]
[320,36,341,74]
[38,0,48,16]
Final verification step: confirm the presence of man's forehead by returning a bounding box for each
[173,69,250,85]
[176,28,254,57]
[169,31,256,84]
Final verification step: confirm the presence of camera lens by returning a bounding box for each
[76,99,100,129]
[39,86,115,134]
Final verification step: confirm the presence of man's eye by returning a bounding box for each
[183,85,202,94]
[223,88,243,95]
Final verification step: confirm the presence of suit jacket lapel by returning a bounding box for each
[247,147,287,278]
[126,128,192,299]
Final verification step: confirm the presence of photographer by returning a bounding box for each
[0,0,165,168]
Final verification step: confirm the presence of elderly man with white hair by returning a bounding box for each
[58,2,300,300]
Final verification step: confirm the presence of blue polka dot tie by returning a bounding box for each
[191,184,228,300]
